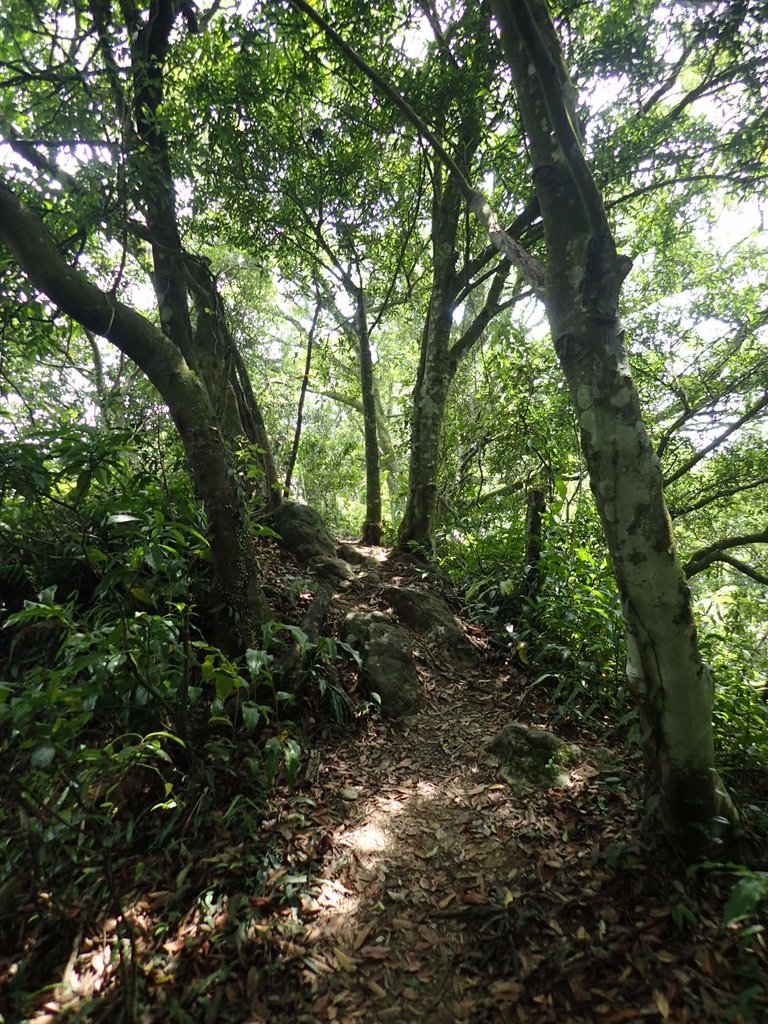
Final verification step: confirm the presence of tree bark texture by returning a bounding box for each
[397,159,512,554]
[185,255,281,506]
[492,0,734,853]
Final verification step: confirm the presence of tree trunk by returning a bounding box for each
[397,160,462,554]
[184,255,281,506]
[492,0,735,854]
[284,301,319,498]
[117,0,281,516]
[397,157,513,555]
[375,383,403,519]
[0,183,270,655]
[523,487,546,599]
[356,290,382,545]
[397,311,453,553]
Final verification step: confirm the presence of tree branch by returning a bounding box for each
[0,179,192,400]
[670,476,768,519]
[664,390,768,485]
[685,552,768,586]
[286,0,545,298]
[684,527,768,579]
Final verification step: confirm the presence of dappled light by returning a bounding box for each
[3,0,768,1021]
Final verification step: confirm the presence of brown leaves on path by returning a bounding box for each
[7,552,767,1024]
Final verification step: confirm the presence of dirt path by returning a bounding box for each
[10,554,766,1024]
[237,564,765,1024]
[266,670,528,1023]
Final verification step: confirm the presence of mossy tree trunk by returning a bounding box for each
[491,0,735,854]
[397,158,512,555]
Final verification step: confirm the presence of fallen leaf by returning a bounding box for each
[366,978,387,998]
[359,945,390,960]
[332,947,356,972]
[653,990,671,1020]
[352,921,375,950]
[490,980,523,999]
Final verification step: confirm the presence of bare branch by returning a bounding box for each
[664,390,768,485]
[684,527,768,579]
[670,476,768,519]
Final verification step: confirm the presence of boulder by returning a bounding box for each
[343,611,419,717]
[271,502,336,562]
[309,556,357,584]
[336,541,379,568]
[382,585,477,664]
[483,722,579,792]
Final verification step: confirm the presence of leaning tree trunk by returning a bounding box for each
[0,184,270,656]
[491,0,735,855]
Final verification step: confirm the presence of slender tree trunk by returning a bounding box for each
[375,384,403,518]
[316,278,384,541]
[284,301,319,498]
[523,487,546,599]
[356,290,382,545]
[492,0,735,854]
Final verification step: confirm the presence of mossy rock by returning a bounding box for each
[382,585,477,664]
[483,723,580,792]
[343,611,419,717]
[271,502,336,562]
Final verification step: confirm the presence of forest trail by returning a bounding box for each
[221,552,762,1024]
[10,550,766,1024]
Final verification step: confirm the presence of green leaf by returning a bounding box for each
[242,703,262,730]
[214,672,236,701]
[31,745,56,769]
[283,737,301,787]
[283,624,310,650]
[724,874,768,925]
[246,648,272,676]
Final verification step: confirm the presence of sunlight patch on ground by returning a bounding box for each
[345,821,389,854]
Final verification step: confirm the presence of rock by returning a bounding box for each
[343,611,419,717]
[309,556,357,583]
[271,502,336,562]
[338,787,361,801]
[382,585,477,664]
[336,542,379,568]
[484,723,578,792]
